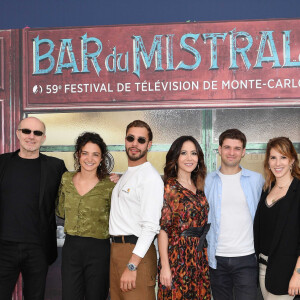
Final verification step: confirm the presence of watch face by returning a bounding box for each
[127,263,137,271]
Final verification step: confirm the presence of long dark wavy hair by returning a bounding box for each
[164,136,206,191]
[74,132,109,180]
[263,136,300,191]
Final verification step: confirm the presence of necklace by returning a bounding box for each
[269,177,293,204]
[275,177,293,189]
[177,178,193,186]
[176,178,197,194]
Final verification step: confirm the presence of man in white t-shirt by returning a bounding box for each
[205,129,264,300]
[109,120,164,300]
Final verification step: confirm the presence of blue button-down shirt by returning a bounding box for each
[205,166,264,269]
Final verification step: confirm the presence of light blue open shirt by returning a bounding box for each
[204,166,264,269]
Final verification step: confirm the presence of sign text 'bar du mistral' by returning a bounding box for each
[23,19,300,110]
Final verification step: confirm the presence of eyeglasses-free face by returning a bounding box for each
[125,135,147,144]
[18,128,44,136]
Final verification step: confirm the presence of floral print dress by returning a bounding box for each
[157,178,211,300]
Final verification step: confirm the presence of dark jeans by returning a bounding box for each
[210,253,258,300]
[62,234,110,300]
[0,239,48,300]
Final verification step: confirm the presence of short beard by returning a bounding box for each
[222,159,241,168]
[126,147,148,162]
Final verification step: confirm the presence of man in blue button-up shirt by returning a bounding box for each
[205,129,264,300]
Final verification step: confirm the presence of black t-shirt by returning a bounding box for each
[259,195,285,256]
[0,154,41,243]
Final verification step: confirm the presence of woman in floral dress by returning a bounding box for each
[157,135,211,300]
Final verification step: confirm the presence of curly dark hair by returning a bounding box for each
[164,136,206,191]
[74,132,109,180]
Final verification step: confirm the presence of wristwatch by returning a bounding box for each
[296,267,300,274]
[127,263,138,271]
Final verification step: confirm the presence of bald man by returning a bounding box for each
[0,117,67,300]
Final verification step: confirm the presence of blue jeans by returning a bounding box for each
[210,253,258,300]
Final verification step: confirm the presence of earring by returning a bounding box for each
[174,164,177,172]
[290,164,293,172]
